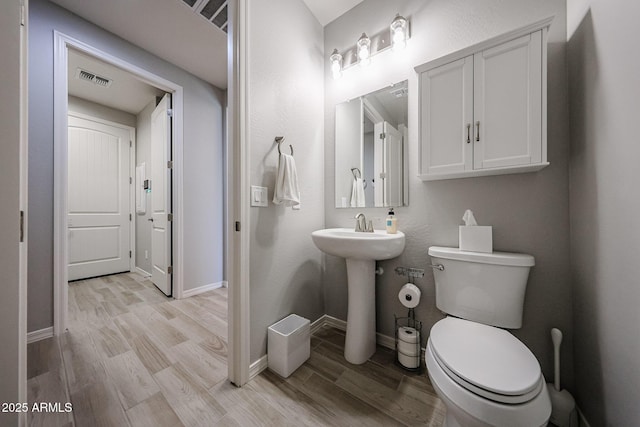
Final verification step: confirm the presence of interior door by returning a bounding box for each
[67,115,131,281]
[383,122,403,207]
[151,94,172,296]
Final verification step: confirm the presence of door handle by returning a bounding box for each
[466,123,471,144]
[147,218,154,222]
[475,121,480,142]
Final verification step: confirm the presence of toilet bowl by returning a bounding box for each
[426,317,551,427]
[426,247,551,426]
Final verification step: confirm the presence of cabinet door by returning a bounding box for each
[473,31,542,170]
[420,56,473,175]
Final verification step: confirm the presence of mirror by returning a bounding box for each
[335,80,408,208]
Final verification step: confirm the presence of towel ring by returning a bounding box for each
[351,167,362,179]
[275,137,293,156]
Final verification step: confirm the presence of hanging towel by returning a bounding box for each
[273,153,301,209]
[350,177,366,208]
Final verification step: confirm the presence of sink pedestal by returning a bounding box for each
[344,259,376,364]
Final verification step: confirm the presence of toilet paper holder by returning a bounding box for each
[394,308,423,373]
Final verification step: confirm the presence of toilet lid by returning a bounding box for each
[429,317,542,401]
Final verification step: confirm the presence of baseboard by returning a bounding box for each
[578,408,591,427]
[249,354,268,381]
[27,327,54,344]
[317,315,397,351]
[182,281,226,298]
[135,267,151,277]
[310,315,326,335]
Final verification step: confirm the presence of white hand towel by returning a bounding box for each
[350,177,366,208]
[273,153,301,209]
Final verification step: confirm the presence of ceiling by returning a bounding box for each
[51,0,228,89]
[51,0,363,90]
[68,49,165,115]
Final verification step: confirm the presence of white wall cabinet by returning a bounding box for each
[416,18,552,181]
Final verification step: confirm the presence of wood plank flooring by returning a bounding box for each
[28,272,445,426]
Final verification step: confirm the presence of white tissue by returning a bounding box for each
[462,209,478,226]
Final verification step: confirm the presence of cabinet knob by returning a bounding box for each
[475,121,480,142]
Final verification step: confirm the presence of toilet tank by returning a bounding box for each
[428,246,535,329]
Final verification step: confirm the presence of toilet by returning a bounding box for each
[426,246,551,427]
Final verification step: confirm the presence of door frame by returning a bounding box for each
[67,111,137,276]
[53,31,185,335]
[226,0,251,386]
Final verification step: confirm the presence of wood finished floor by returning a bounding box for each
[28,272,445,426]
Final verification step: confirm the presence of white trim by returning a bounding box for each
[67,111,137,274]
[27,327,54,344]
[418,162,549,182]
[248,355,269,380]
[313,315,399,351]
[578,408,591,427]
[310,315,326,335]
[53,31,185,335]
[182,281,227,298]
[226,0,251,387]
[19,1,30,423]
[135,267,152,277]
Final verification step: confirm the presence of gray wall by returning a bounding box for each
[248,0,325,362]
[0,0,24,424]
[567,0,640,425]
[68,95,137,128]
[135,100,155,275]
[28,0,226,331]
[324,0,573,391]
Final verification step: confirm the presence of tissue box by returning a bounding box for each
[459,226,493,253]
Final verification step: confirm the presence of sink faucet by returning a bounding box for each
[354,213,373,232]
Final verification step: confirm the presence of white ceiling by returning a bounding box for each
[68,49,165,115]
[51,0,228,89]
[302,0,364,26]
[51,0,362,91]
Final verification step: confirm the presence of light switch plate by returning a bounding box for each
[251,185,268,207]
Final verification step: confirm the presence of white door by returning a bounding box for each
[473,31,542,170]
[151,94,172,296]
[420,56,474,175]
[67,116,131,281]
[383,122,403,207]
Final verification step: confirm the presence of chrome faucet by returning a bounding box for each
[354,213,373,232]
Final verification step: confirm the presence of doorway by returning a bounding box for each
[53,33,185,334]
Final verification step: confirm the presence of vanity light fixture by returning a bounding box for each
[356,33,371,66]
[390,14,409,50]
[330,49,343,79]
[330,14,410,78]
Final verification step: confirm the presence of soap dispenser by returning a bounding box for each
[386,208,398,234]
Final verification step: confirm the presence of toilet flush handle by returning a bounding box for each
[429,264,444,271]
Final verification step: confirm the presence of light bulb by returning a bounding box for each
[330,48,342,79]
[390,14,409,51]
[357,33,371,67]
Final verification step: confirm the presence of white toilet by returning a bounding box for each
[426,246,551,427]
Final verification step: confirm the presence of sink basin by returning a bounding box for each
[311,228,405,260]
[311,228,406,364]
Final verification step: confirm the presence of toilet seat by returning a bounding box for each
[429,317,543,404]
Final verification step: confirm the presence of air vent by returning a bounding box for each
[75,68,113,88]
[179,0,228,34]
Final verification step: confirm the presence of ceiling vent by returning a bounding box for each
[75,68,113,88]
[180,0,228,33]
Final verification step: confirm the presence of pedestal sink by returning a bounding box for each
[311,228,405,364]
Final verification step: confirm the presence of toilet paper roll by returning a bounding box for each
[397,338,420,357]
[398,283,421,308]
[398,326,420,344]
[398,351,420,369]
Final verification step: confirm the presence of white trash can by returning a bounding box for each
[267,314,310,378]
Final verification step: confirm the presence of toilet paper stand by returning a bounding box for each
[394,309,423,373]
